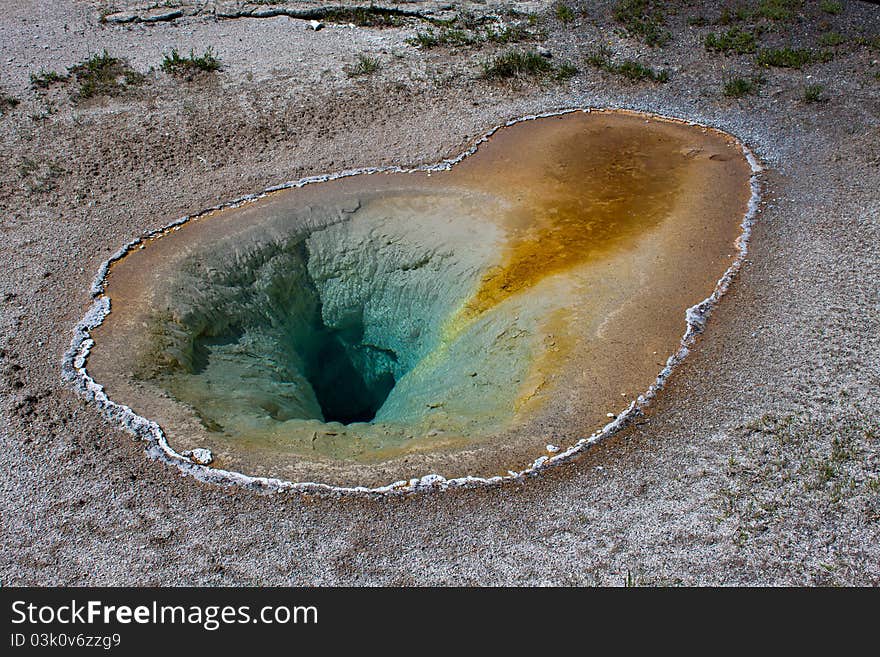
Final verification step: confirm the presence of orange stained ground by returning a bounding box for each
[449,113,689,321]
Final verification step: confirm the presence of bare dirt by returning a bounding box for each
[1,0,879,585]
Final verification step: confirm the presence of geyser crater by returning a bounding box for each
[65,109,761,495]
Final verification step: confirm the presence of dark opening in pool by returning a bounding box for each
[306,321,398,424]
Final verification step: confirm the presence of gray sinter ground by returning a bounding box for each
[0,0,879,585]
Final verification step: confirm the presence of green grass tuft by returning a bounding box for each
[803,83,826,103]
[615,59,669,82]
[555,3,576,23]
[17,157,64,194]
[161,48,222,78]
[756,47,813,68]
[0,93,19,113]
[705,28,757,55]
[321,7,405,28]
[481,49,553,79]
[818,31,845,48]
[757,0,802,22]
[68,50,144,99]
[586,46,669,82]
[723,75,764,97]
[407,28,476,48]
[30,69,69,89]
[486,25,531,44]
[347,54,381,77]
[556,62,579,79]
[820,0,842,15]
[612,0,670,47]
[408,30,441,48]
[855,36,880,52]
[407,17,534,50]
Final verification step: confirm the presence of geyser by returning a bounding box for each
[84,110,756,489]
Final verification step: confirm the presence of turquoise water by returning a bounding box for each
[144,187,549,456]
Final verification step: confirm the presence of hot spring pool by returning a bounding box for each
[78,109,757,491]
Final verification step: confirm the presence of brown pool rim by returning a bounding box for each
[61,107,763,498]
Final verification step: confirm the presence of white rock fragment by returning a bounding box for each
[546,444,560,453]
[186,448,213,465]
[308,20,324,31]
[417,474,447,488]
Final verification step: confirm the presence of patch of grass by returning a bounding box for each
[705,28,757,54]
[757,0,802,22]
[407,18,534,50]
[18,157,64,194]
[615,59,669,82]
[408,30,441,48]
[612,0,670,47]
[18,157,38,178]
[347,54,381,77]
[161,48,222,78]
[586,46,669,82]
[555,3,575,23]
[724,409,880,536]
[855,36,880,52]
[481,49,553,79]
[585,45,612,67]
[818,31,845,47]
[756,47,813,68]
[407,28,476,48]
[0,93,19,114]
[486,24,530,44]
[556,61,579,80]
[716,6,755,24]
[831,434,857,462]
[321,7,405,28]
[445,10,486,31]
[803,83,826,103]
[68,50,145,99]
[723,74,764,97]
[29,99,56,122]
[820,0,842,15]
[816,459,837,486]
[30,69,69,89]
[735,6,754,22]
